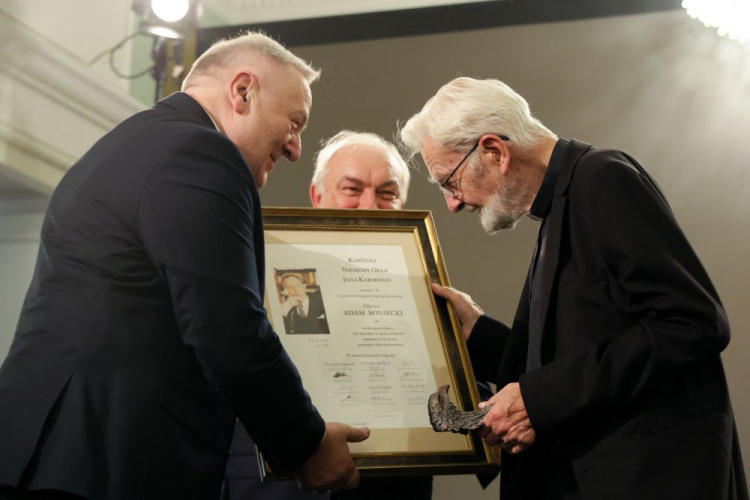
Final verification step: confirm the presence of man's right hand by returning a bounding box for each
[294,422,370,493]
[281,297,303,316]
[431,283,484,340]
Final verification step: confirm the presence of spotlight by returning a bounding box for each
[682,0,750,44]
[130,0,201,101]
[151,0,190,23]
[132,0,201,40]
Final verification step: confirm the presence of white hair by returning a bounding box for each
[311,130,411,204]
[182,31,320,90]
[399,77,556,159]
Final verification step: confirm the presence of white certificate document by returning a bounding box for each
[266,242,436,429]
[263,225,472,456]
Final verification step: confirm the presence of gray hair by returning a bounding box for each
[182,31,320,90]
[312,130,411,204]
[399,77,556,159]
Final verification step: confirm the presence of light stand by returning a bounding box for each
[132,0,200,102]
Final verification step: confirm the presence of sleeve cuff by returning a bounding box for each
[467,315,508,383]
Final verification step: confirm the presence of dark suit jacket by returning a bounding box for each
[0,92,325,500]
[467,140,748,500]
[283,291,329,334]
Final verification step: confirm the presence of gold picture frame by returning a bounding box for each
[259,207,497,478]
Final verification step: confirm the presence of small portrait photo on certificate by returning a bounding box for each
[275,269,330,335]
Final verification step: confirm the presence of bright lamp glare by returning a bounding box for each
[682,0,750,44]
[151,0,190,23]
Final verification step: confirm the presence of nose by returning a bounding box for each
[444,192,464,213]
[357,189,378,209]
[283,134,302,162]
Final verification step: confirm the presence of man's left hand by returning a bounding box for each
[478,382,536,455]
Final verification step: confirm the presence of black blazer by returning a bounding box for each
[0,93,325,500]
[467,140,748,500]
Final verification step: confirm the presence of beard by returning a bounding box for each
[477,177,529,235]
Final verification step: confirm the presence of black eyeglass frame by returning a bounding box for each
[439,135,510,198]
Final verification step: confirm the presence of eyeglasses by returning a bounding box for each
[439,135,509,199]
[438,141,478,199]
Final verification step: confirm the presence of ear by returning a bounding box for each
[478,133,512,176]
[310,183,322,207]
[229,71,257,114]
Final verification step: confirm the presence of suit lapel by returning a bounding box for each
[533,140,592,356]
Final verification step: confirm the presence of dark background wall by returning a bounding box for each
[202,6,750,496]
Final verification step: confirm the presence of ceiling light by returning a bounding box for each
[682,0,750,44]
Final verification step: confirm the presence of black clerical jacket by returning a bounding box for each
[0,92,324,500]
[467,140,748,500]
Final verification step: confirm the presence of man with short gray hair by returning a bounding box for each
[401,76,747,500]
[310,130,410,209]
[0,31,368,500]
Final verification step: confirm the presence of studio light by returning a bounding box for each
[682,0,750,44]
[132,0,201,39]
[151,0,190,23]
[129,0,202,101]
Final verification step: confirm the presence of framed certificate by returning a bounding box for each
[259,207,497,478]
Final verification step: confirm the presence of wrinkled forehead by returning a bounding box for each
[292,79,313,123]
[420,136,453,182]
[326,145,396,182]
[335,144,391,170]
[289,74,312,108]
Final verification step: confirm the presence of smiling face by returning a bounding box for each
[310,145,404,209]
[225,61,312,188]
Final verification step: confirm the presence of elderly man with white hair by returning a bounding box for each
[0,32,369,500]
[400,77,748,500]
[309,130,410,210]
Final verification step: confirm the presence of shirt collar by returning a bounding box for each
[528,138,569,221]
[203,108,220,132]
[179,92,220,131]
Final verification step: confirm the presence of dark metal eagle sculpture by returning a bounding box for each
[427,384,490,435]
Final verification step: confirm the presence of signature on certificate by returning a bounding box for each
[400,370,422,380]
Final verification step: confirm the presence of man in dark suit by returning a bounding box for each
[280,274,329,334]
[400,77,748,500]
[0,32,369,500]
